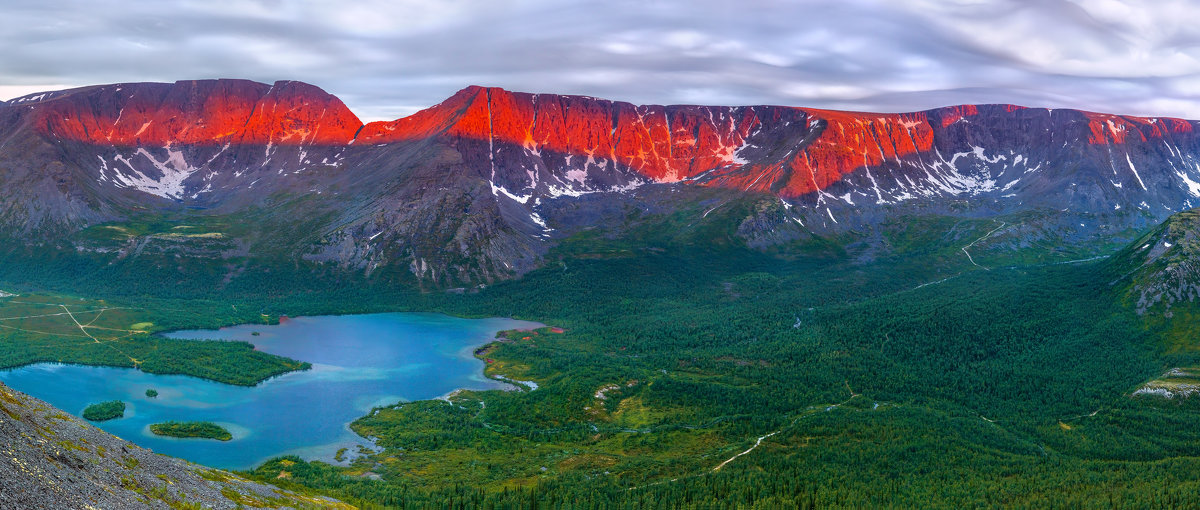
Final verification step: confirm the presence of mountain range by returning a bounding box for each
[5,79,1200,286]
[12,78,1200,508]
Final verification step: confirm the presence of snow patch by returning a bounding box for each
[1125,153,1147,190]
[529,211,551,232]
[564,168,588,184]
[110,146,198,199]
[1180,168,1200,197]
[11,93,48,103]
[491,183,533,204]
[971,146,1006,164]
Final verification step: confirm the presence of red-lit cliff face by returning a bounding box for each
[360,86,771,182]
[17,80,1200,204]
[1082,111,1194,145]
[357,87,946,198]
[353,87,1198,199]
[27,79,361,146]
[11,79,1200,287]
[730,108,938,198]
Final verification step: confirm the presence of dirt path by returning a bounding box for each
[712,386,862,473]
[626,390,884,493]
[712,430,781,471]
[59,304,141,366]
[962,220,1006,269]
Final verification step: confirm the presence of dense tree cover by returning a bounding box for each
[150,421,233,441]
[0,294,310,385]
[81,400,125,421]
[136,338,311,386]
[244,248,1200,508]
[1,206,1198,507]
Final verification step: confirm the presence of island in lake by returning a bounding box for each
[150,421,233,441]
[82,401,125,421]
[0,313,541,469]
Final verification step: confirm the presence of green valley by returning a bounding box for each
[0,293,309,386]
[2,199,1198,507]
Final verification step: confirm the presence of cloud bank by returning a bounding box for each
[3,0,1200,120]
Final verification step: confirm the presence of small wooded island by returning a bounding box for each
[82,400,125,421]
[149,421,233,441]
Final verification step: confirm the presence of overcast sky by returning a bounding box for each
[3,0,1200,121]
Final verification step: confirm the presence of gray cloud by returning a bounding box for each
[3,0,1200,120]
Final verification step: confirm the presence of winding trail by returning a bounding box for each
[60,305,96,341]
[712,431,781,471]
[58,304,142,366]
[624,389,877,493]
[961,220,1006,269]
[711,385,862,473]
[1051,255,1109,265]
[913,274,961,290]
[907,220,1011,291]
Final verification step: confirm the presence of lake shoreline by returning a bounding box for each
[0,312,546,470]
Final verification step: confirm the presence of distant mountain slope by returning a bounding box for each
[14,81,1200,210]
[5,79,1200,286]
[0,382,351,509]
[1108,208,1200,316]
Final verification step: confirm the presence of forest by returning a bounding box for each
[0,294,311,386]
[0,202,1198,508]
[245,244,1200,508]
[150,421,234,441]
[81,400,125,421]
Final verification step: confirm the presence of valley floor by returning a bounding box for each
[3,210,1200,508]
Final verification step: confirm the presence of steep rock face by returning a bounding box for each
[352,87,1200,239]
[4,79,362,205]
[0,102,119,235]
[23,79,361,146]
[1109,209,1200,315]
[361,87,823,199]
[21,81,1200,218]
[8,79,1200,286]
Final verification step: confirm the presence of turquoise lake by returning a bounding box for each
[0,313,542,469]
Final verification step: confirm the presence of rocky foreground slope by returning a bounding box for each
[0,382,351,509]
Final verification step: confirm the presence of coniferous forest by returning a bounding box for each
[1,204,1199,508]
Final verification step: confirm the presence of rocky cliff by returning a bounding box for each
[5,79,1200,286]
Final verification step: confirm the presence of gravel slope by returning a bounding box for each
[0,382,352,509]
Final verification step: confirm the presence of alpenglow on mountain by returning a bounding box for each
[3,79,1200,286]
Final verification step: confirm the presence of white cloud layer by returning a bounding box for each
[3,0,1200,120]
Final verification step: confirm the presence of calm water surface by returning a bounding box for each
[0,313,541,469]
